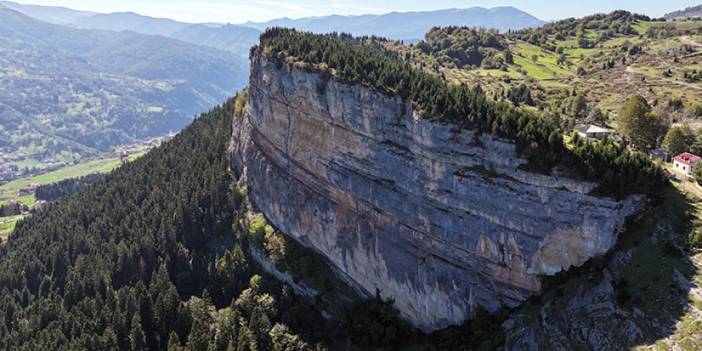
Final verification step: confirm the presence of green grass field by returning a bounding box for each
[512,42,575,80]
[0,215,22,241]
[0,152,143,207]
[0,152,144,240]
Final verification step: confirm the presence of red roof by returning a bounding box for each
[674,152,702,165]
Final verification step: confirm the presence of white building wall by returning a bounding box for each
[674,160,694,177]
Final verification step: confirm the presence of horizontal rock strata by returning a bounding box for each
[231,51,641,332]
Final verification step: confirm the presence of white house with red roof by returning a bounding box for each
[673,152,702,177]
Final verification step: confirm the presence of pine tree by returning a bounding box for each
[236,324,256,351]
[129,314,147,351]
[167,331,182,351]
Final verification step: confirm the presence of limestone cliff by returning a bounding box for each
[231,50,642,332]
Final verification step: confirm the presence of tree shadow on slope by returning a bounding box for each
[503,184,701,350]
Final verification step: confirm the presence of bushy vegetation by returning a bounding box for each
[510,11,648,49]
[425,307,508,350]
[414,26,506,69]
[569,133,666,198]
[35,173,103,202]
[616,95,669,151]
[662,125,696,156]
[506,84,535,106]
[258,28,665,198]
[644,23,702,38]
[0,201,27,217]
[343,291,409,348]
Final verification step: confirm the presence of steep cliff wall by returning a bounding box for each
[231,51,642,332]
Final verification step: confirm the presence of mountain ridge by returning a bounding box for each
[0,0,95,24]
[2,3,546,57]
[0,6,248,169]
[242,6,545,40]
[664,4,702,20]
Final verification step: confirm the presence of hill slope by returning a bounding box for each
[406,11,702,129]
[72,11,191,37]
[72,11,261,56]
[0,0,94,24]
[171,24,262,56]
[0,97,332,349]
[243,6,545,41]
[0,7,248,171]
[665,5,702,20]
[6,4,544,57]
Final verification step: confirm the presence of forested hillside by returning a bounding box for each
[406,11,702,133]
[0,6,248,173]
[0,90,512,350]
[0,96,333,350]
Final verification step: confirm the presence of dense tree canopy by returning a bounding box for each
[617,95,669,151]
[414,26,506,69]
[662,125,696,156]
[0,96,333,350]
[35,173,103,202]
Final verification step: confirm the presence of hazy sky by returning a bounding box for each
[13,0,701,23]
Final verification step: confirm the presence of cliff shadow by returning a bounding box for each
[504,184,702,350]
[613,183,700,348]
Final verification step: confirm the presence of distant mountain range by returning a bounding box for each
[0,6,248,166]
[664,5,702,20]
[0,1,260,57]
[0,0,94,24]
[71,11,191,37]
[243,7,545,41]
[2,2,545,56]
[70,12,262,56]
[0,1,547,169]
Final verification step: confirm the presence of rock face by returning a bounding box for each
[231,50,642,332]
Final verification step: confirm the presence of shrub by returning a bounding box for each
[343,290,409,348]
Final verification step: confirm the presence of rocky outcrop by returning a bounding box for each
[231,51,642,332]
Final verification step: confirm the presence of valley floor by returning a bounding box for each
[0,151,145,242]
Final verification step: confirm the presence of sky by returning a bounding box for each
[12,0,702,24]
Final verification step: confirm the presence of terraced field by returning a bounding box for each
[437,20,702,120]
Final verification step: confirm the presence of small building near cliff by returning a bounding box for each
[673,152,702,177]
[18,183,38,196]
[575,124,614,140]
[650,149,671,163]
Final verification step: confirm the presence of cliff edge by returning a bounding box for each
[231,49,642,332]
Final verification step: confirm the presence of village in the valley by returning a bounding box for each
[0,134,174,240]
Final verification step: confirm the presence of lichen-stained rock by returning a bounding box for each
[231,50,643,332]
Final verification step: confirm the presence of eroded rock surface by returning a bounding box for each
[231,51,641,332]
